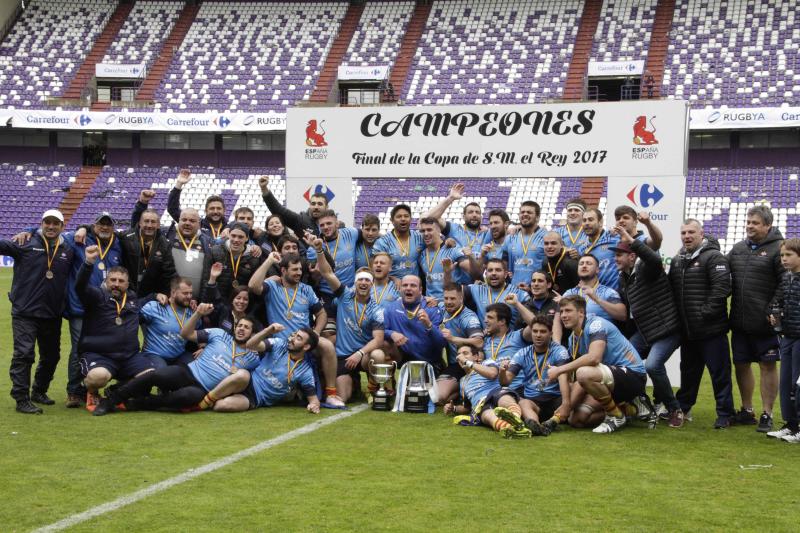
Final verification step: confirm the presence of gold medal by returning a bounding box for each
[232,280,239,289]
[115,317,123,326]
[45,270,54,279]
[286,311,293,319]
[113,293,127,327]
[97,261,105,271]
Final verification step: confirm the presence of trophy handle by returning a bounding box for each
[369,359,375,375]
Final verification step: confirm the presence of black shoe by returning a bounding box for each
[541,418,559,434]
[735,408,757,425]
[16,399,43,414]
[92,398,117,417]
[714,416,731,429]
[31,391,55,405]
[525,419,550,437]
[756,412,773,433]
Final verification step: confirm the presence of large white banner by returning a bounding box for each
[587,60,645,77]
[337,65,389,80]
[606,175,686,385]
[286,100,689,178]
[284,177,353,227]
[95,63,146,78]
[9,110,287,132]
[690,106,800,130]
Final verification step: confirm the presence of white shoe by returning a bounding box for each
[325,394,345,408]
[655,403,669,420]
[780,430,800,444]
[592,414,627,433]
[767,426,794,439]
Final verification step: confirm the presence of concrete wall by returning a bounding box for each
[0,0,21,39]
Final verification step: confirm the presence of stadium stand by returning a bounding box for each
[101,1,183,69]
[343,1,414,68]
[591,0,658,62]
[0,0,116,109]
[0,163,77,231]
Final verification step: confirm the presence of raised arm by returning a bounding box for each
[180,302,214,342]
[422,183,464,228]
[638,211,663,251]
[248,251,281,296]
[167,169,192,224]
[244,323,285,352]
[307,234,341,292]
[131,189,155,228]
[259,176,306,236]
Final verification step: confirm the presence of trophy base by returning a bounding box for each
[372,393,391,411]
[405,391,429,413]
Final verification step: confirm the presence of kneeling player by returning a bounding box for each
[443,345,532,439]
[210,326,321,413]
[549,295,646,433]
[499,316,571,436]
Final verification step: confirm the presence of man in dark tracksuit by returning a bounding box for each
[2,210,74,413]
[121,193,176,297]
[669,219,735,428]
[259,175,327,237]
[727,205,783,431]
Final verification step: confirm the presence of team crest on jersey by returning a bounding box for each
[588,319,603,334]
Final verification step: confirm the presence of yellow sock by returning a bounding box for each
[493,419,511,432]
[198,392,217,410]
[597,394,622,418]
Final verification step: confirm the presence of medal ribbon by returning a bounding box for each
[230,339,250,373]
[114,293,127,322]
[169,303,188,329]
[177,231,198,253]
[42,237,60,272]
[578,279,600,298]
[324,233,340,262]
[139,234,152,269]
[566,225,584,246]
[209,223,223,239]
[353,298,368,327]
[282,283,299,317]
[571,330,583,360]
[534,346,551,383]
[584,229,603,254]
[520,229,537,256]
[405,303,421,320]
[489,284,507,304]
[393,230,409,257]
[442,305,464,325]
[98,234,115,262]
[425,245,442,276]
[228,248,243,280]
[490,332,507,361]
[287,355,302,384]
[373,282,390,305]
[547,248,566,281]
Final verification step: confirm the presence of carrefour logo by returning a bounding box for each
[303,184,335,203]
[74,114,91,126]
[214,115,230,128]
[626,183,664,207]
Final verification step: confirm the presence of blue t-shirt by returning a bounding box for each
[465,283,530,327]
[509,340,571,399]
[263,279,321,341]
[419,245,466,300]
[371,281,401,313]
[502,227,547,286]
[372,230,425,278]
[483,328,529,390]
[333,287,384,358]
[557,225,589,251]
[439,304,483,365]
[306,227,359,295]
[577,229,620,290]
[139,301,195,359]
[250,338,317,407]
[445,222,488,257]
[563,284,622,322]
[568,316,645,374]
[354,240,373,272]
[460,359,501,409]
[383,298,446,367]
[188,329,261,391]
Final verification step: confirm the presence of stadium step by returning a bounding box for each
[643,0,677,99]
[563,0,603,101]
[62,1,134,100]
[309,3,365,103]
[58,166,103,226]
[579,177,606,208]
[135,2,200,103]
[389,1,433,101]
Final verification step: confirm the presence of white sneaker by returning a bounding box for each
[781,430,800,444]
[767,426,794,439]
[655,403,669,420]
[684,409,693,422]
[592,414,627,434]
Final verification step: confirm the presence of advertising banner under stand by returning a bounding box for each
[284,177,354,228]
[337,65,389,81]
[587,60,645,77]
[95,63,146,79]
[286,100,689,178]
[689,106,800,130]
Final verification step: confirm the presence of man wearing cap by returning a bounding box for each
[1,210,74,413]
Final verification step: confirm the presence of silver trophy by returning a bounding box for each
[369,360,396,411]
[405,361,431,413]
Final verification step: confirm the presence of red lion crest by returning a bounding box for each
[305,119,327,147]
[633,115,658,145]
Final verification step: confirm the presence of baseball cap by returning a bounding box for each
[41,209,64,222]
[94,211,116,225]
[609,241,635,254]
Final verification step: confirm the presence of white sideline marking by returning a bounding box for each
[33,405,368,533]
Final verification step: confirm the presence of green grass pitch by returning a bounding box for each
[0,269,797,532]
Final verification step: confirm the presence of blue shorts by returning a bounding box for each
[731,331,780,364]
[480,387,520,414]
[80,352,154,380]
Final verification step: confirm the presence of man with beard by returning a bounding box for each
[381,275,446,372]
[355,213,381,271]
[417,217,472,300]
[167,169,228,241]
[502,201,547,289]
[166,208,214,301]
[139,276,197,369]
[481,299,534,393]
[562,254,626,324]
[209,222,261,301]
[372,204,424,279]
[260,175,328,237]
[577,208,620,290]
[423,183,488,257]
[557,198,588,258]
[370,252,401,312]
[437,284,484,403]
[479,208,510,265]
[542,231,578,294]
[2,210,74,414]
[613,205,663,251]
[314,239,386,403]
[521,271,560,325]
[124,192,176,296]
[92,303,263,415]
[78,245,153,411]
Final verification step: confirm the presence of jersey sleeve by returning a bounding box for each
[195,329,212,345]
[604,287,622,304]
[550,345,571,366]
[586,318,609,344]
[139,301,158,324]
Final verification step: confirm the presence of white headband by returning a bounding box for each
[566,203,586,212]
[355,272,374,282]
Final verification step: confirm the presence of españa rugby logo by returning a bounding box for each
[632,115,659,160]
[304,119,328,160]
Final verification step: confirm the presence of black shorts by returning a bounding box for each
[242,382,259,410]
[731,331,780,364]
[336,357,363,384]
[480,387,520,414]
[320,294,338,332]
[439,362,466,381]
[524,393,562,420]
[608,366,647,403]
[80,352,154,380]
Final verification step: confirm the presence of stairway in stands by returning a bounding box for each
[309,3,365,103]
[62,1,134,99]
[58,166,102,225]
[389,1,432,100]
[562,0,603,101]
[643,0,677,99]
[579,177,606,208]
[136,2,200,103]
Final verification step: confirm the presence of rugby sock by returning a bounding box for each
[622,402,637,417]
[493,419,511,432]
[325,387,338,399]
[597,394,622,418]
[508,404,522,417]
[551,413,562,424]
[198,392,218,410]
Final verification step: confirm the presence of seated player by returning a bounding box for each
[550,295,646,434]
[482,299,534,392]
[92,303,262,415]
[77,245,154,411]
[437,284,484,403]
[443,345,532,439]
[313,234,386,403]
[139,276,197,369]
[499,316,571,436]
[209,326,322,414]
